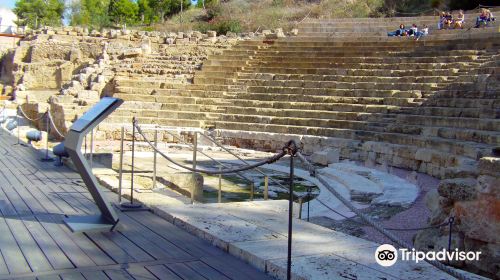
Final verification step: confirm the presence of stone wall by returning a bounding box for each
[415,157,500,278]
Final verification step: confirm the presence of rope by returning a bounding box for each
[133,120,289,175]
[46,110,65,139]
[316,198,451,231]
[160,128,252,183]
[295,151,471,280]
[17,105,46,122]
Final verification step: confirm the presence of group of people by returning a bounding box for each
[474,8,495,28]
[438,10,465,29]
[387,24,429,40]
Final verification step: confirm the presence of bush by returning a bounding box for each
[196,19,241,35]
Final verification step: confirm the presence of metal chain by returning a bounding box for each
[295,151,471,280]
[46,110,66,138]
[133,120,289,175]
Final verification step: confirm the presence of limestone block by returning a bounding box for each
[438,178,478,201]
[310,148,339,166]
[455,195,500,244]
[207,31,216,38]
[77,90,99,101]
[478,157,500,177]
[163,172,204,201]
[290,29,299,36]
[476,175,500,198]
[121,48,142,58]
[262,30,272,36]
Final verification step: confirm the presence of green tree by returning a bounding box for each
[108,0,139,26]
[14,0,65,28]
[71,0,111,29]
[137,0,156,24]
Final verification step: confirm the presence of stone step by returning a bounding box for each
[114,93,230,106]
[105,116,211,128]
[424,98,499,108]
[214,121,489,159]
[386,124,500,146]
[245,61,482,70]
[234,68,463,77]
[244,82,448,92]
[235,92,422,107]
[408,106,500,119]
[233,75,456,85]
[396,114,500,131]
[297,23,499,34]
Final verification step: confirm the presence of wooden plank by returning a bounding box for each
[164,263,206,280]
[126,212,222,258]
[0,248,10,275]
[84,232,136,264]
[116,214,191,260]
[103,269,135,280]
[21,215,74,270]
[34,215,95,267]
[4,216,53,272]
[59,272,86,280]
[0,216,31,274]
[125,265,159,280]
[101,231,154,263]
[145,265,182,280]
[185,261,231,280]
[200,256,271,280]
[37,275,61,280]
[81,271,110,280]
[0,186,31,215]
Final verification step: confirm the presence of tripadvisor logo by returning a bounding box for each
[374,244,481,267]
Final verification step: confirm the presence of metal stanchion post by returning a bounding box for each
[264,176,269,200]
[118,126,124,203]
[250,182,254,201]
[118,117,147,211]
[287,154,294,280]
[193,132,197,169]
[89,129,94,169]
[152,128,158,189]
[307,186,311,222]
[40,112,54,162]
[298,197,303,219]
[14,108,27,147]
[218,166,222,203]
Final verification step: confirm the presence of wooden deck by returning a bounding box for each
[0,131,272,280]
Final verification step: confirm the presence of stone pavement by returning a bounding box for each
[0,131,272,280]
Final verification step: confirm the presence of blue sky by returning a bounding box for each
[1,0,16,9]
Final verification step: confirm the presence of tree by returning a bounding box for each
[137,0,156,24]
[108,0,139,26]
[14,0,65,28]
[70,0,111,29]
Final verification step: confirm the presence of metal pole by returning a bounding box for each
[130,118,136,204]
[298,197,303,219]
[192,132,197,169]
[16,109,21,144]
[307,186,311,222]
[41,111,54,162]
[250,183,254,201]
[264,176,269,200]
[118,126,124,203]
[89,129,94,169]
[287,155,294,280]
[153,128,158,189]
[218,166,222,203]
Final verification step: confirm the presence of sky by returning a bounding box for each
[0,0,16,9]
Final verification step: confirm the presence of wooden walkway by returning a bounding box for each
[0,131,272,280]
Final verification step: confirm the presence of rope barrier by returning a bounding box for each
[133,120,290,175]
[46,110,66,139]
[17,105,46,122]
[295,151,471,280]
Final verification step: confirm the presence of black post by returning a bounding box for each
[41,112,54,162]
[287,154,294,280]
[307,186,311,222]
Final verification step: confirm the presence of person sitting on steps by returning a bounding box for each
[388,24,407,37]
[408,24,418,36]
[444,12,453,28]
[415,24,429,41]
[454,10,465,29]
[438,11,446,29]
[475,8,495,27]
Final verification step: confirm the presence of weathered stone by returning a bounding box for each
[310,148,339,166]
[438,178,478,201]
[207,31,217,38]
[478,157,500,177]
[162,172,204,202]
